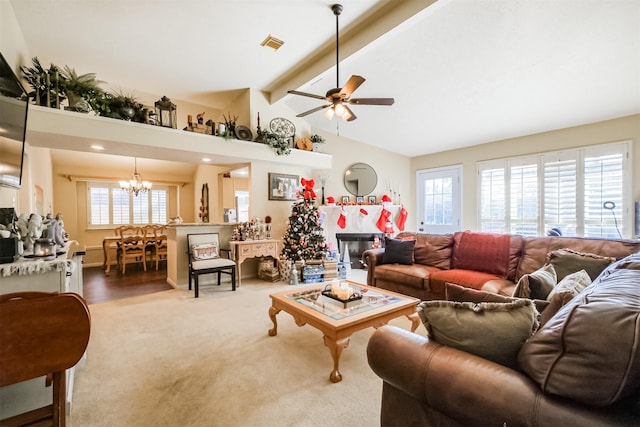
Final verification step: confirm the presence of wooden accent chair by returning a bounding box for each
[116,226,146,274]
[151,226,167,271]
[187,233,236,298]
[0,292,91,427]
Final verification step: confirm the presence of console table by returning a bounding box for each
[230,240,278,286]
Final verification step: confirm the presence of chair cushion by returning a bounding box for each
[429,269,503,291]
[192,258,235,270]
[192,243,219,260]
[418,299,539,369]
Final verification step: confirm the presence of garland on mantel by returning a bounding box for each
[0,258,74,277]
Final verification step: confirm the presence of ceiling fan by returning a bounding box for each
[288,3,395,122]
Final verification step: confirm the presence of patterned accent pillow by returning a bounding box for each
[418,299,539,369]
[546,269,591,301]
[191,243,219,260]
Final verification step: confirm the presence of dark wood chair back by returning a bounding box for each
[0,292,91,426]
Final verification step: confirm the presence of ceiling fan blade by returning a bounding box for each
[340,75,365,99]
[343,105,357,122]
[296,104,332,118]
[349,98,395,106]
[287,90,328,101]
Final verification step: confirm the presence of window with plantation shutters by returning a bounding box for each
[88,182,168,228]
[479,166,506,233]
[583,149,625,238]
[543,153,577,236]
[477,141,630,238]
[510,160,538,236]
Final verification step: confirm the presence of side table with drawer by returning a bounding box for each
[229,239,279,286]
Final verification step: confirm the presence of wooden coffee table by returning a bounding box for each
[268,280,420,383]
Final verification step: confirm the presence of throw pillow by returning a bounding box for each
[547,248,614,281]
[512,264,557,300]
[546,269,591,301]
[382,237,415,265]
[451,231,511,278]
[191,243,219,260]
[417,299,539,369]
[444,282,516,303]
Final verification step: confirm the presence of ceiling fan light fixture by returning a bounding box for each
[288,3,394,121]
[324,107,335,120]
[334,102,346,117]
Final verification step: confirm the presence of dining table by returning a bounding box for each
[102,236,121,275]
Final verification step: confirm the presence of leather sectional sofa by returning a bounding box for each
[367,251,640,426]
[362,230,640,300]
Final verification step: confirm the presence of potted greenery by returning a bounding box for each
[105,90,143,121]
[310,134,325,152]
[60,65,105,113]
[263,131,291,156]
[20,57,65,108]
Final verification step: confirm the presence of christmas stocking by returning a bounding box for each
[337,205,347,229]
[358,208,368,231]
[376,207,392,232]
[396,205,408,231]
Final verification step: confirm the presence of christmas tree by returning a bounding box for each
[280,178,327,262]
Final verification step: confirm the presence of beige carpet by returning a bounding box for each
[70,275,419,427]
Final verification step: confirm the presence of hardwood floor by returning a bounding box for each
[82,264,173,305]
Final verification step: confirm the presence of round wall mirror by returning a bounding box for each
[344,163,377,196]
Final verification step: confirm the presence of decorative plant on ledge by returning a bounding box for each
[60,65,105,113]
[263,131,291,156]
[20,57,66,108]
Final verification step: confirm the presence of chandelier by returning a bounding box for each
[120,158,152,196]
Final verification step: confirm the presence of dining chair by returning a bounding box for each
[187,233,236,298]
[152,226,167,271]
[0,291,91,427]
[117,225,146,274]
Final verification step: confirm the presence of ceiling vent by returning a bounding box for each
[260,35,284,51]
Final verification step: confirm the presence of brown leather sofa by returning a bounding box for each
[367,253,640,426]
[362,231,640,300]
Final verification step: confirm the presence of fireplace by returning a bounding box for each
[335,233,383,269]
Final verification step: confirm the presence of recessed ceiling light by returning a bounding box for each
[202,158,212,162]
[260,34,284,51]
[91,145,104,150]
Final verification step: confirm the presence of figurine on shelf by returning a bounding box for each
[24,213,43,253]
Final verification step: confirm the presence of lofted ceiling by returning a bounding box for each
[9,0,640,166]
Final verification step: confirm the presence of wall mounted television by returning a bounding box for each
[0,52,29,189]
